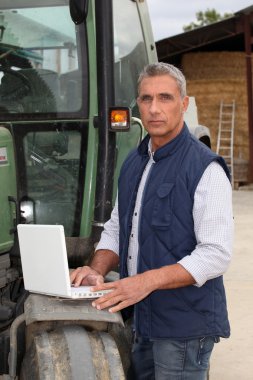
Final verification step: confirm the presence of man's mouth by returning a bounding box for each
[148,120,164,125]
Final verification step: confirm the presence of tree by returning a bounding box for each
[183,8,233,32]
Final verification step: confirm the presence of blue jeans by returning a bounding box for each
[129,336,219,380]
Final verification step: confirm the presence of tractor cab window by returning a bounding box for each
[113,0,149,116]
[19,126,86,236]
[0,2,88,120]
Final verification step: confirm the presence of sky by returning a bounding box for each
[146,0,253,41]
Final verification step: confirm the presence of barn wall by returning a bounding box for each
[182,52,249,165]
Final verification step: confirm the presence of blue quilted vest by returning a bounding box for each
[118,125,231,339]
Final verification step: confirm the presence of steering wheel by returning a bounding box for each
[0,66,32,99]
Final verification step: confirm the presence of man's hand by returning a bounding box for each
[91,272,154,313]
[90,263,196,313]
[70,250,119,287]
[70,266,104,287]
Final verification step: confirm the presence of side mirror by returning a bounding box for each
[109,107,131,132]
[20,198,35,224]
[69,0,88,25]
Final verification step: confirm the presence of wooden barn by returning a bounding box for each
[156,6,253,186]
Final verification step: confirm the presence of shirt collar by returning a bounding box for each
[138,124,190,162]
[148,139,154,159]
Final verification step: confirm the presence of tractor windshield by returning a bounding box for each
[0,1,88,120]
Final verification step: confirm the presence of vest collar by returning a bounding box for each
[138,123,190,162]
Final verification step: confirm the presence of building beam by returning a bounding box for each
[243,13,253,181]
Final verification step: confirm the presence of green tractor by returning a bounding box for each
[0,0,156,378]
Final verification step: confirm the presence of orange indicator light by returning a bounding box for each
[111,109,128,127]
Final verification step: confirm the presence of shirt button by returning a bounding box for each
[135,212,137,216]
[131,234,134,237]
[129,256,132,259]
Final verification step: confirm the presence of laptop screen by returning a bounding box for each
[17,224,72,297]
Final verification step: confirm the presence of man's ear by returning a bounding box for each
[182,96,189,112]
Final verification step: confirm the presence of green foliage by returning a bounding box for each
[183,8,233,32]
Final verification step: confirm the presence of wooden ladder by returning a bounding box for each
[216,100,235,187]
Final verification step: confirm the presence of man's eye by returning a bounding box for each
[159,94,171,102]
[140,95,152,103]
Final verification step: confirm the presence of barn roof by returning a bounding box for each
[156,5,253,65]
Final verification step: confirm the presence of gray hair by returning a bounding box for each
[137,62,187,98]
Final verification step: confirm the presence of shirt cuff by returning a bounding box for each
[178,256,207,287]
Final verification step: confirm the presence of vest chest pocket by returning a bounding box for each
[151,183,174,229]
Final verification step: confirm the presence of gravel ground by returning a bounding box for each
[210,190,253,380]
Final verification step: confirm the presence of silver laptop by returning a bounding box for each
[17,224,112,299]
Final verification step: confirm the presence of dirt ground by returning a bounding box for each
[210,189,253,380]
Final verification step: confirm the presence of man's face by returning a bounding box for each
[137,74,189,149]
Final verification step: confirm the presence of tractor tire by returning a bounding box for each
[20,325,125,380]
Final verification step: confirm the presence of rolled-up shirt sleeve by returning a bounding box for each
[179,161,234,287]
[95,196,120,255]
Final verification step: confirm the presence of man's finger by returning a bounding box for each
[86,274,104,286]
[92,292,122,310]
[109,300,129,313]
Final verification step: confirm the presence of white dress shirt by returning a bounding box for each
[96,152,233,287]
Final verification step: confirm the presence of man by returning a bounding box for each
[71,63,233,379]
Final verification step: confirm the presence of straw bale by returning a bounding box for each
[182,52,246,80]
[181,52,250,164]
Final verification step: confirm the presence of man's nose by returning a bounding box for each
[149,97,160,113]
